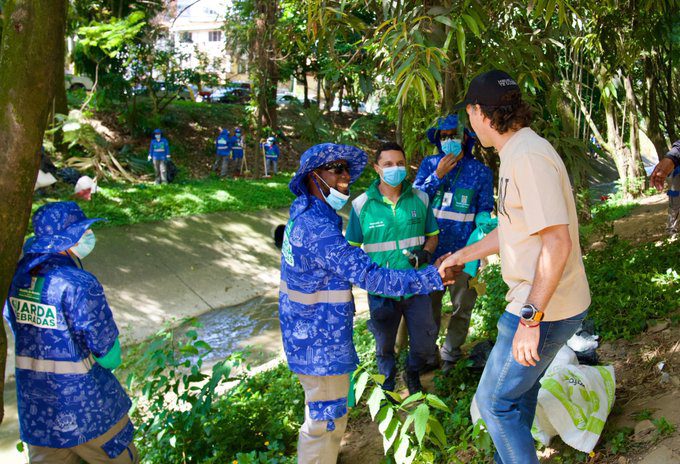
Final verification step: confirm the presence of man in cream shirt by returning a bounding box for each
[439,70,590,464]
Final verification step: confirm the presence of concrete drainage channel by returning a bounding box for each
[175,289,284,369]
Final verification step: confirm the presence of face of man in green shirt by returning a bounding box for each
[374,148,407,190]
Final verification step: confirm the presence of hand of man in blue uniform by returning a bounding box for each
[435,153,459,179]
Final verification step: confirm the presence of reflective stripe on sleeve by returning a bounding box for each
[363,241,397,253]
[280,281,352,305]
[16,354,96,374]
[432,209,475,222]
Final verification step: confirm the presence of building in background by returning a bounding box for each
[164,0,248,83]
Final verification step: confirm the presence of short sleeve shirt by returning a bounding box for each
[497,127,591,321]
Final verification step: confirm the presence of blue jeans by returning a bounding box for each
[475,310,588,464]
[367,294,438,391]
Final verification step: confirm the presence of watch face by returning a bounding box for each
[520,306,535,320]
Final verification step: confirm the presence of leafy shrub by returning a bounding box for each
[124,326,303,463]
[584,237,679,340]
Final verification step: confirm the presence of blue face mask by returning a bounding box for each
[314,173,350,210]
[381,166,407,187]
[71,230,96,259]
[441,138,462,156]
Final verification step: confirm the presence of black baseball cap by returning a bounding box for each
[453,70,520,110]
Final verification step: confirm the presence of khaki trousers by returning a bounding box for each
[297,373,350,464]
[28,415,138,464]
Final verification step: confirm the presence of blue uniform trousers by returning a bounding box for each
[367,294,438,391]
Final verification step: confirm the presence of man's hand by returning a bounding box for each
[650,158,675,191]
[512,322,541,367]
[435,154,458,179]
[439,264,463,284]
[436,252,464,284]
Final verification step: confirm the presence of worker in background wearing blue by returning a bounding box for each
[413,114,494,371]
[148,128,171,184]
[230,128,245,175]
[4,201,138,463]
[213,127,232,177]
[280,143,460,463]
[262,136,280,177]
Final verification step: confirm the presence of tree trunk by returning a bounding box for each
[622,74,645,180]
[0,0,67,425]
[301,72,309,108]
[643,59,670,159]
[336,84,343,115]
[396,99,404,146]
[53,37,68,115]
[315,74,321,107]
[253,0,278,131]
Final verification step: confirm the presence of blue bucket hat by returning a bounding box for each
[24,201,104,254]
[153,128,162,135]
[289,143,367,197]
[426,114,459,145]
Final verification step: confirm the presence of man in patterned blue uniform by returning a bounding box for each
[213,128,232,177]
[280,143,458,463]
[230,128,245,175]
[413,115,494,370]
[148,128,171,184]
[4,202,137,463]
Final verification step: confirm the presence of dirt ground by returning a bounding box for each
[338,194,680,463]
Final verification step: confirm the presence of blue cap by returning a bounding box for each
[23,202,104,254]
[426,115,459,145]
[289,143,367,197]
[153,128,162,134]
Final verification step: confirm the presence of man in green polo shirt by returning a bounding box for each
[346,142,440,394]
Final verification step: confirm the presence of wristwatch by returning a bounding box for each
[520,303,544,324]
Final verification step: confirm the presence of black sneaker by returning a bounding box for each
[405,370,424,396]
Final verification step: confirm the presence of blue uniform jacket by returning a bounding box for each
[263,142,280,160]
[216,131,232,156]
[149,137,170,160]
[4,254,132,450]
[413,153,494,260]
[230,135,244,158]
[279,195,443,376]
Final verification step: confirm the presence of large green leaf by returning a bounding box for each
[413,403,430,445]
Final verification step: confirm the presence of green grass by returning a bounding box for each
[33,174,295,227]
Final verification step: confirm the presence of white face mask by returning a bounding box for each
[155,134,161,141]
[71,229,96,259]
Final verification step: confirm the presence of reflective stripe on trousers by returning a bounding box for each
[363,236,425,253]
[432,209,475,222]
[16,354,96,374]
[280,281,352,305]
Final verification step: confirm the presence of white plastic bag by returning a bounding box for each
[471,345,615,453]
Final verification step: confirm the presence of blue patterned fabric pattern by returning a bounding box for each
[413,153,494,260]
[426,114,459,146]
[101,419,135,458]
[308,398,348,432]
[24,202,103,255]
[4,253,132,448]
[279,195,444,376]
[289,143,368,197]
